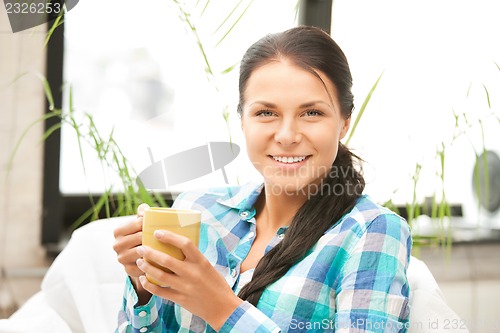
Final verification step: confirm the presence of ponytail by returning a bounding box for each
[238,143,365,306]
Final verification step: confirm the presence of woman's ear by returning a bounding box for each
[339,116,351,140]
[238,105,244,130]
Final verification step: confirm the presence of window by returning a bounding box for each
[331,0,500,213]
[61,0,298,195]
[61,0,500,224]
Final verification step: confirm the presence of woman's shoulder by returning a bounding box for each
[349,194,402,220]
[334,194,410,238]
[321,195,411,258]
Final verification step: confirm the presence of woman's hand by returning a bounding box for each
[113,204,152,303]
[136,230,243,331]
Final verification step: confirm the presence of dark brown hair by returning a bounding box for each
[237,26,365,306]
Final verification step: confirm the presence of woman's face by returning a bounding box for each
[241,60,350,195]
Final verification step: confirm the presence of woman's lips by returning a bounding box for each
[268,155,311,169]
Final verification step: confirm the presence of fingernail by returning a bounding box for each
[136,246,145,256]
[138,203,150,215]
[154,230,165,238]
[139,275,146,284]
[136,258,144,266]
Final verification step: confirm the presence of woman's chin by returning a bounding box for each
[264,179,316,196]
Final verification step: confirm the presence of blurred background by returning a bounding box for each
[1,1,500,332]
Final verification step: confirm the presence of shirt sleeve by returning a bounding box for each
[334,213,412,333]
[116,277,179,333]
[219,301,282,333]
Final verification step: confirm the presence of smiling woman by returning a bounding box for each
[240,61,350,195]
[114,26,412,333]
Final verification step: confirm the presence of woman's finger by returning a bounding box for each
[152,230,201,261]
[117,247,142,265]
[136,258,182,290]
[137,203,150,216]
[137,245,186,276]
[113,231,142,253]
[138,274,181,302]
[113,217,143,239]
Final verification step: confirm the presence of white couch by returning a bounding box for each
[0,216,469,333]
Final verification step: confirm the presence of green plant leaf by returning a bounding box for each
[345,71,384,145]
[482,84,491,109]
[1,71,29,90]
[34,73,55,110]
[68,85,74,115]
[412,235,440,247]
[199,0,211,17]
[70,190,111,230]
[212,0,243,36]
[221,62,239,75]
[6,111,61,179]
[11,75,172,227]
[39,122,62,143]
[69,205,96,231]
[466,82,472,98]
[215,0,254,47]
[66,112,89,188]
[43,9,64,49]
[294,0,300,23]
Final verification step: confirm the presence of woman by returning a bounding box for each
[113,26,411,332]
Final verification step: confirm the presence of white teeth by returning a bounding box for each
[272,156,307,163]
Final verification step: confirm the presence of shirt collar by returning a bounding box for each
[216,182,264,211]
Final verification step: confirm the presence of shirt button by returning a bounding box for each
[278,233,285,239]
[248,231,255,239]
[139,327,148,333]
[239,211,249,218]
[138,311,147,317]
[231,268,238,278]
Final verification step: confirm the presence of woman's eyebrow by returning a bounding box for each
[299,100,331,108]
[249,101,331,108]
[249,101,276,108]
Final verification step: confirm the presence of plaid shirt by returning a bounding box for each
[117,182,412,333]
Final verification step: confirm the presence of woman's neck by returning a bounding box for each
[256,184,308,232]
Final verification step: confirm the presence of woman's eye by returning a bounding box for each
[303,109,323,117]
[256,110,275,117]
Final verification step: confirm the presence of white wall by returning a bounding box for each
[419,243,500,333]
[0,12,47,269]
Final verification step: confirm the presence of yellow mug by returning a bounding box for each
[142,207,201,286]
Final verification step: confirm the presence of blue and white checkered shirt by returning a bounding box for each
[117,182,412,332]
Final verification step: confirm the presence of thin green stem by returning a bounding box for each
[215,0,255,47]
[345,71,384,145]
[212,0,244,36]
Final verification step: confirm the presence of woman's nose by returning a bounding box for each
[274,120,302,146]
